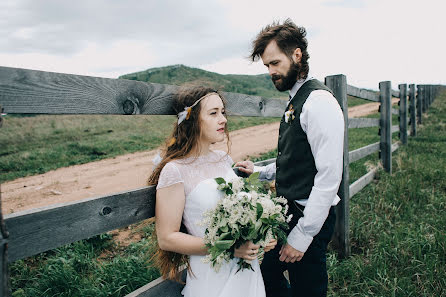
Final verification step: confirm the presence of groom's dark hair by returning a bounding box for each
[250,19,310,79]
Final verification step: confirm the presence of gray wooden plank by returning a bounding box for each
[399,84,408,144]
[348,118,380,129]
[391,125,399,133]
[379,81,392,173]
[349,168,378,198]
[125,271,186,297]
[349,142,380,163]
[346,84,379,102]
[326,74,350,258]
[409,84,416,136]
[4,186,155,262]
[391,108,399,115]
[391,90,400,98]
[391,142,400,153]
[0,189,10,297]
[0,66,286,117]
[417,85,423,123]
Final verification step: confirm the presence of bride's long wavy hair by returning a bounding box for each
[147,86,230,282]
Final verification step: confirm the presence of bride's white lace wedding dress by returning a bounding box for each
[157,150,265,297]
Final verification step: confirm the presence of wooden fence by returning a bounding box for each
[0,66,442,296]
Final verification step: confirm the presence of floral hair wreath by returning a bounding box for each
[177,91,219,125]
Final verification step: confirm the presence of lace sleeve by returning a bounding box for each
[156,162,184,190]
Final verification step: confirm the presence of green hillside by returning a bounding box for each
[119,64,289,100]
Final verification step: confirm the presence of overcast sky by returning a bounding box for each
[1,0,444,90]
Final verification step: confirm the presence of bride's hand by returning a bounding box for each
[234,241,260,261]
[234,161,254,175]
[263,239,278,252]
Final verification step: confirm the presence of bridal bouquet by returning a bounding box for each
[201,172,292,272]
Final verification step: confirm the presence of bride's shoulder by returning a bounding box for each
[212,150,233,164]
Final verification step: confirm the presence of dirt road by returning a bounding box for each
[1,100,392,214]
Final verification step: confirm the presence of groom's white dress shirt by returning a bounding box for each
[254,74,344,253]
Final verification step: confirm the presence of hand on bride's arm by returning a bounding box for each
[234,160,254,175]
[234,241,260,261]
[263,239,278,252]
[155,183,207,255]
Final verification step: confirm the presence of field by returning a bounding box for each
[5,92,445,296]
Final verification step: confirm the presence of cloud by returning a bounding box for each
[1,0,445,89]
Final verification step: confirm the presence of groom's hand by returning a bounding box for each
[279,244,304,263]
[234,160,254,175]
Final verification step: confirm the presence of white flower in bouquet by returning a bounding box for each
[201,172,292,272]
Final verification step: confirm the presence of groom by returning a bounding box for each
[236,19,344,297]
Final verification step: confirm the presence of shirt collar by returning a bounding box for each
[288,72,314,102]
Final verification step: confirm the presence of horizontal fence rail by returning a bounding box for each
[348,118,380,128]
[391,90,400,98]
[349,142,380,163]
[4,187,155,262]
[346,84,379,102]
[0,66,287,117]
[349,168,378,198]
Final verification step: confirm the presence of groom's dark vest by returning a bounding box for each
[276,79,333,202]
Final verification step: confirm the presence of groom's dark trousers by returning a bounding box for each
[261,205,336,297]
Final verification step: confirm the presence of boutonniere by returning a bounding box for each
[284,104,295,124]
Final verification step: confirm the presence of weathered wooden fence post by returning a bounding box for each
[417,85,423,124]
[429,85,433,108]
[409,84,417,137]
[398,84,408,145]
[427,85,430,110]
[325,74,350,258]
[379,81,392,173]
[0,106,10,297]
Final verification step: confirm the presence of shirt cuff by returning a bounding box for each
[286,223,314,253]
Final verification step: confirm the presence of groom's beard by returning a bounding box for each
[271,62,301,92]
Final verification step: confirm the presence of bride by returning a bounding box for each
[148,86,277,297]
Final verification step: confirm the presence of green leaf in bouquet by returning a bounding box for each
[215,177,226,185]
[220,225,229,233]
[247,171,260,182]
[225,188,233,195]
[256,203,263,220]
[215,239,235,250]
[218,232,232,240]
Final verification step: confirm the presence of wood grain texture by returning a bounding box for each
[349,142,380,163]
[4,186,155,262]
[348,118,380,129]
[346,84,379,102]
[0,66,286,117]
[326,74,350,258]
[409,84,417,136]
[349,168,377,198]
[391,142,400,153]
[399,84,408,144]
[0,189,9,297]
[379,81,392,173]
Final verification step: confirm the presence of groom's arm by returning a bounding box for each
[285,90,344,255]
[254,162,276,181]
[234,160,276,181]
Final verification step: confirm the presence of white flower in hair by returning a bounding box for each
[176,92,219,125]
